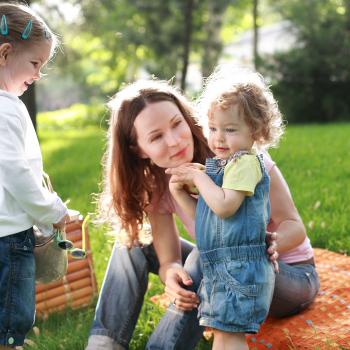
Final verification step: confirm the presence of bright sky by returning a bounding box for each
[32,0,81,24]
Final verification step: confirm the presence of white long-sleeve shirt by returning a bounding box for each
[0,90,68,237]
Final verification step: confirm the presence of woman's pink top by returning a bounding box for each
[155,152,314,264]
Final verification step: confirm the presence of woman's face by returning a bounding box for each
[134,101,194,168]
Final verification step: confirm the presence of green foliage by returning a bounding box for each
[74,0,204,86]
[40,0,256,100]
[132,1,193,80]
[221,3,256,45]
[38,0,150,102]
[23,122,349,349]
[262,0,350,122]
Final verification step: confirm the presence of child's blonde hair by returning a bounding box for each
[197,65,285,149]
[0,2,59,57]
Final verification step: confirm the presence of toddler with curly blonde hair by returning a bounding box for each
[167,66,285,350]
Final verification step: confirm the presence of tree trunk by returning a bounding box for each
[201,0,229,79]
[19,0,37,129]
[20,84,37,130]
[346,0,350,31]
[253,0,260,70]
[180,0,195,91]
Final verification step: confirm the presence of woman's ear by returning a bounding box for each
[0,43,12,66]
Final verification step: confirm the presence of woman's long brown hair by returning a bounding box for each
[99,79,211,245]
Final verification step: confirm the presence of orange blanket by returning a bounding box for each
[247,248,350,349]
[151,248,350,349]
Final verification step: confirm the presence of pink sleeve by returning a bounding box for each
[260,150,275,174]
[146,187,195,238]
[146,187,175,215]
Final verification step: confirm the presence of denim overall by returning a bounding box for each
[195,153,275,333]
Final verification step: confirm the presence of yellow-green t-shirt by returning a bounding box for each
[222,154,262,196]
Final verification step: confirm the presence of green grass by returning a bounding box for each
[24,122,349,349]
[38,103,108,130]
[269,123,350,254]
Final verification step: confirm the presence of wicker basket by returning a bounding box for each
[35,215,97,318]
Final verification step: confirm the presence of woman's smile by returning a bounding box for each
[171,145,189,159]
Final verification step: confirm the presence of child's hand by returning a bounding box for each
[266,231,279,273]
[166,163,205,187]
[169,175,184,193]
[53,214,70,231]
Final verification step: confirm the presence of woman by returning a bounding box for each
[85,79,319,350]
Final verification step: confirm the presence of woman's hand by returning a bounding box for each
[163,264,199,311]
[266,231,279,273]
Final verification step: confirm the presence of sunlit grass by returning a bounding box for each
[269,123,350,254]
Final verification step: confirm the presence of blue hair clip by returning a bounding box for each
[21,19,32,40]
[44,28,51,39]
[1,15,8,36]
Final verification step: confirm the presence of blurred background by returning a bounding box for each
[22,0,350,126]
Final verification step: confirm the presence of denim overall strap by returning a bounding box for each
[256,153,267,176]
[205,150,252,175]
[204,158,223,175]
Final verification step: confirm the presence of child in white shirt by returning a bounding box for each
[0,3,68,348]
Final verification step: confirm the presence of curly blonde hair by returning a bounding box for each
[197,65,285,149]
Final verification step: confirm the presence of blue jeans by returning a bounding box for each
[0,228,36,347]
[88,240,319,349]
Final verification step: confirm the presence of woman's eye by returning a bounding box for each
[209,127,216,132]
[226,128,236,133]
[172,119,182,128]
[150,134,162,142]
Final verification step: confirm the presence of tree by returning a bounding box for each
[180,0,195,90]
[21,85,37,129]
[253,0,260,70]
[18,0,37,128]
[131,0,197,88]
[39,0,254,103]
[262,0,350,122]
[199,0,261,79]
[62,0,240,93]
[200,0,231,78]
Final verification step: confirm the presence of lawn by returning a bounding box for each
[24,122,350,349]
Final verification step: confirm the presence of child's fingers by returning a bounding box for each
[53,214,70,230]
[266,231,277,245]
[189,163,206,171]
[273,260,280,273]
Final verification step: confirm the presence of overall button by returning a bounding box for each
[8,337,14,345]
